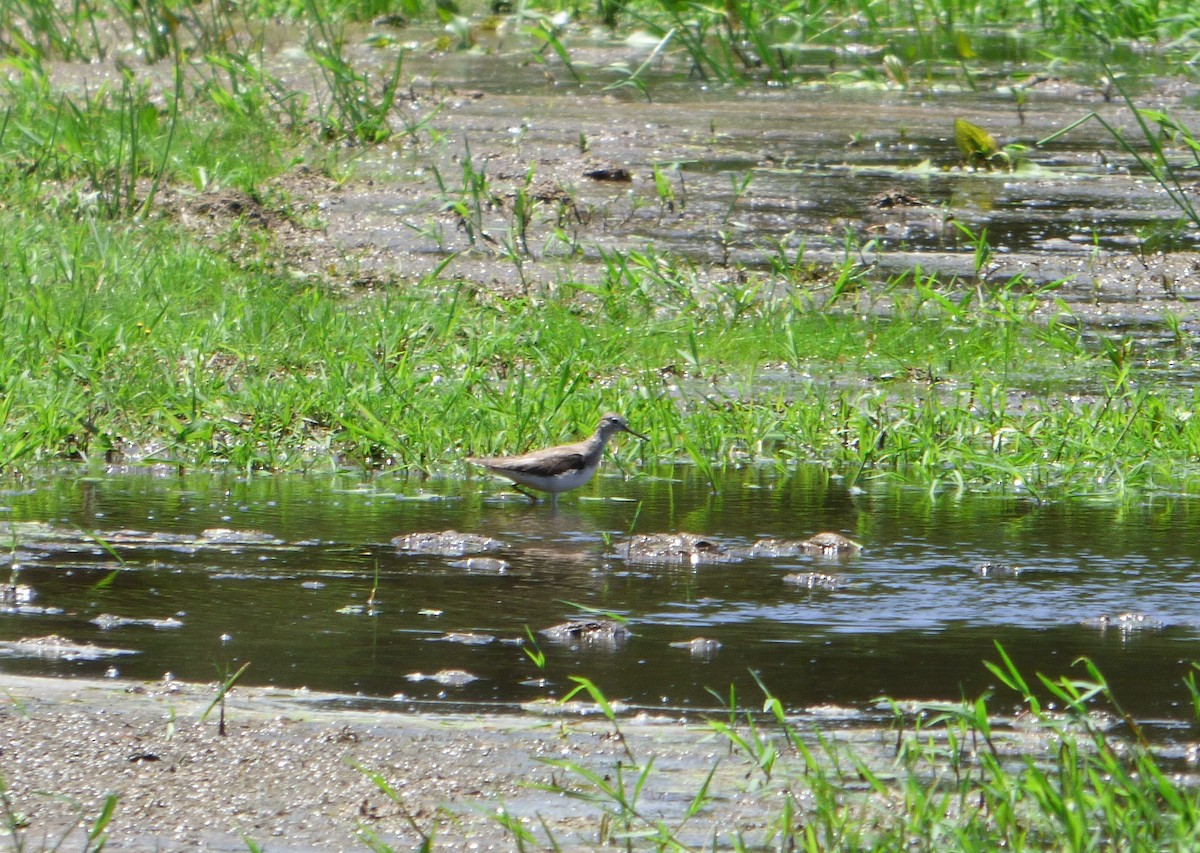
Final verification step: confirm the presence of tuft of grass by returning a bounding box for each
[1,778,118,853]
[201,661,252,737]
[1038,67,1200,231]
[352,762,439,852]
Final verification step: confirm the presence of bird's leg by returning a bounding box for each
[512,485,540,503]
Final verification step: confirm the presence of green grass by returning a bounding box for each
[3,0,1197,83]
[0,192,1196,499]
[0,1,1198,498]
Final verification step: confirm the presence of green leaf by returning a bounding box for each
[954,118,999,160]
[955,31,975,59]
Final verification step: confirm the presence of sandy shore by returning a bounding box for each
[0,674,790,851]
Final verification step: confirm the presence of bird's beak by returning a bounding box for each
[625,425,649,441]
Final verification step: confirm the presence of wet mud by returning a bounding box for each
[11,670,1187,852]
[0,672,859,851]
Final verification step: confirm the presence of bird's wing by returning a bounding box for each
[503,449,587,477]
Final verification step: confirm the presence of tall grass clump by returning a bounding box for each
[0,63,290,215]
[304,0,417,143]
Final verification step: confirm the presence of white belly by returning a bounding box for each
[496,463,598,493]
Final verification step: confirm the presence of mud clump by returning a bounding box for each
[392,530,505,556]
[617,533,738,565]
[617,532,862,565]
[0,635,135,661]
[540,620,631,649]
[972,561,1023,578]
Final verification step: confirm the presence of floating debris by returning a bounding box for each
[0,635,136,661]
[446,557,508,573]
[405,669,479,687]
[619,532,861,565]
[429,632,495,646]
[972,561,1023,578]
[211,571,297,581]
[392,530,504,556]
[783,572,842,591]
[343,603,380,617]
[540,619,631,649]
[869,189,927,209]
[668,637,721,658]
[0,584,55,615]
[0,523,295,556]
[418,608,443,617]
[1,584,34,606]
[618,533,737,565]
[738,538,809,558]
[91,614,184,630]
[1082,612,1164,636]
[3,604,63,616]
[301,581,326,590]
[199,528,285,546]
[0,521,55,539]
[737,534,863,558]
[803,704,866,721]
[799,532,862,555]
[583,167,633,182]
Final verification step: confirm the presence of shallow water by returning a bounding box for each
[302,29,1200,358]
[2,467,1198,722]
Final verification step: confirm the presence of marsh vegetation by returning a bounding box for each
[3,0,1200,848]
[0,0,1198,497]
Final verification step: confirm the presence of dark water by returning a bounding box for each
[3,466,1199,722]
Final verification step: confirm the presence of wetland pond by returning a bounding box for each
[12,28,1200,730]
[3,466,1199,726]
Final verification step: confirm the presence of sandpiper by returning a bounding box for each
[468,413,647,505]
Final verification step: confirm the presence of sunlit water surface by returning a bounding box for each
[2,467,1199,723]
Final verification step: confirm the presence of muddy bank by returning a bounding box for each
[143,60,1200,329]
[0,673,807,851]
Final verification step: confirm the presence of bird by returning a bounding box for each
[467,413,647,505]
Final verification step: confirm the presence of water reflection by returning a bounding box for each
[2,466,1199,720]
